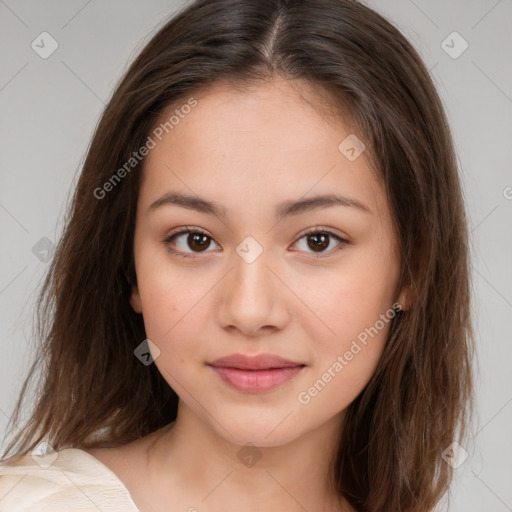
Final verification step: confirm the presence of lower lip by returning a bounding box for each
[209,365,304,393]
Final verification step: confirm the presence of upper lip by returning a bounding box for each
[208,353,305,370]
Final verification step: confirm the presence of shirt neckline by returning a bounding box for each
[65,447,141,511]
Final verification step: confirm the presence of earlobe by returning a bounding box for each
[396,284,412,312]
[130,286,143,314]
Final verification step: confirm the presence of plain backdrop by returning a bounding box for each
[1,1,511,510]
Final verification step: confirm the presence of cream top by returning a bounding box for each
[0,448,140,511]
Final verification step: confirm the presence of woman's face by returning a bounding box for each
[130,78,408,446]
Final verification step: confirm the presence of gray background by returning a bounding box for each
[1,1,511,510]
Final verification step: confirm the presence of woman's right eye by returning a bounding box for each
[163,227,220,258]
[163,228,219,257]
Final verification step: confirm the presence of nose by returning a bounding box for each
[216,244,290,338]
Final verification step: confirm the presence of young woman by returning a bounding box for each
[0,1,474,511]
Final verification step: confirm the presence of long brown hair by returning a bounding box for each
[2,1,475,510]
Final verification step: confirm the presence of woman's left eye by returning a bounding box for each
[293,229,348,255]
[163,227,349,259]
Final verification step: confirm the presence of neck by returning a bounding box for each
[144,401,352,512]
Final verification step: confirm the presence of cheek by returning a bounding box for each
[297,276,396,414]
[296,244,398,384]
[136,244,207,331]
[141,287,206,395]
[135,263,209,371]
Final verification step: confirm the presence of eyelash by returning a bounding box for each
[162,226,349,259]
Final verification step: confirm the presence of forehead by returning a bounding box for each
[159,78,352,154]
[138,78,385,221]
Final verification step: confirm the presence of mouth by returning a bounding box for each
[207,353,306,393]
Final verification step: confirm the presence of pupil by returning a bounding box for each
[189,233,210,251]
[308,233,328,252]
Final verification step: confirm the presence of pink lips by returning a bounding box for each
[207,353,305,393]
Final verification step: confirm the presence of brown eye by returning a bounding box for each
[163,228,219,258]
[306,232,330,252]
[294,229,348,256]
[186,233,211,252]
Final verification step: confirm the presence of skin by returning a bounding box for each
[87,77,409,512]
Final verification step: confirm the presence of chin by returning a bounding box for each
[211,411,302,448]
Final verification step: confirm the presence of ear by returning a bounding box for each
[130,285,143,314]
[396,284,412,312]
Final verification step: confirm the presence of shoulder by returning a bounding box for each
[0,448,140,511]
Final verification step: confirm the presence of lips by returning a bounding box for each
[207,353,306,393]
[208,353,305,370]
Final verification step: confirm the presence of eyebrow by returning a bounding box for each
[147,191,372,219]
